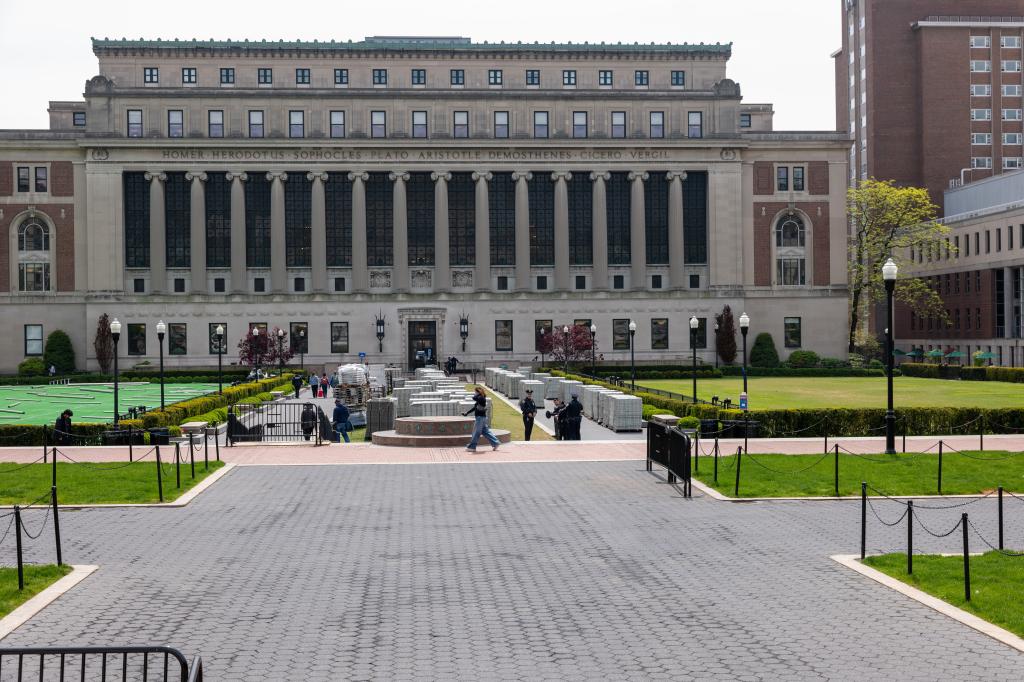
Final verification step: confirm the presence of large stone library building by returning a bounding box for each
[0,36,850,372]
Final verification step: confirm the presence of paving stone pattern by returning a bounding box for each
[3,462,1024,680]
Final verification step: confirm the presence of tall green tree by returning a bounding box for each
[847,179,948,352]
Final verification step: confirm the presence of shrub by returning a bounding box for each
[718,366,884,378]
[43,330,76,374]
[786,350,820,369]
[867,359,884,370]
[986,366,1024,383]
[749,333,780,368]
[677,416,700,430]
[960,367,987,381]
[820,357,849,369]
[641,404,661,421]
[848,353,865,369]
[17,358,46,376]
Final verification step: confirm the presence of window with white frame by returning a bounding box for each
[971,84,992,96]
[1003,108,1023,120]
[775,213,806,286]
[248,110,264,138]
[208,110,224,138]
[167,110,183,138]
[572,111,587,138]
[1003,36,1022,48]
[1004,157,1023,169]
[181,67,197,84]
[649,111,664,138]
[371,111,387,138]
[17,219,51,293]
[494,111,509,138]
[288,110,304,138]
[24,325,43,356]
[330,111,345,138]
[534,111,548,138]
[1004,132,1023,145]
[687,111,703,138]
[972,132,992,145]
[1003,84,1022,97]
[972,157,993,169]
[453,111,469,138]
[412,111,427,138]
[611,111,626,138]
[971,108,993,120]
[970,36,991,48]
[971,60,992,72]
[1002,60,1022,72]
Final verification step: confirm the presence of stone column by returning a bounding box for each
[512,171,532,291]
[628,171,649,291]
[308,171,329,293]
[389,171,410,292]
[590,172,609,291]
[472,171,492,291]
[225,172,247,293]
[432,171,452,293]
[267,171,288,292]
[348,172,368,293]
[551,172,572,291]
[186,171,208,294]
[666,171,687,290]
[144,171,167,293]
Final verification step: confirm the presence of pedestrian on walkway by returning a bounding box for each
[565,393,583,441]
[291,374,303,399]
[320,373,330,398]
[300,403,317,441]
[309,373,319,399]
[54,409,73,445]
[548,398,566,440]
[463,386,499,452]
[519,389,537,441]
[332,399,351,443]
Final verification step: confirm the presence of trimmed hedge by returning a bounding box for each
[718,366,889,378]
[0,423,108,447]
[900,363,1024,383]
[139,374,294,428]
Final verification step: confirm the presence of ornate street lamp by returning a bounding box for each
[110,318,121,423]
[690,315,700,403]
[298,328,305,374]
[739,312,750,410]
[883,258,899,454]
[539,327,546,368]
[215,324,224,394]
[714,322,720,369]
[562,325,570,374]
[628,320,637,391]
[156,319,166,410]
[375,311,386,353]
[460,314,470,352]
[252,327,261,377]
[590,323,597,376]
[277,327,285,377]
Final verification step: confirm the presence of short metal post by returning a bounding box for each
[743,412,749,455]
[834,443,840,497]
[734,446,743,497]
[128,425,133,461]
[962,512,971,602]
[998,486,1004,550]
[215,432,221,462]
[693,434,699,474]
[645,425,653,472]
[907,500,914,575]
[155,445,164,503]
[175,443,181,489]
[860,481,867,560]
[204,429,209,471]
[190,438,195,480]
[980,415,984,451]
[938,440,943,495]
[14,506,23,590]
[713,440,719,483]
[51,486,62,566]
[51,445,57,489]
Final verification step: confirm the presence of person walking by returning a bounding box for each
[309,373,320,399]
[332,398,351,443]
[300,403,317,441]
[548,398,566,440]
[320,373,330,398]
[519,389,537,441]
[565,393,584,441]
[54,409,73,445]
[291,373,303,399]
[463,386,499,452]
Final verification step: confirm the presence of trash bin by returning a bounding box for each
[148,427,170,445]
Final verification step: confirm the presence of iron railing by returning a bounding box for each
[646,422,692,496]
[0,645,202,681]
[227,401,327,445]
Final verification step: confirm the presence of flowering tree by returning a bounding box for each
[714,305,738,365]
[93,313,114,374]
[540,325,597,369]
[264,326,295,368]
[237,330,270,368]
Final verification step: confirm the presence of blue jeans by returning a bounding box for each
[334,422,351,443]
[467,415,498,449]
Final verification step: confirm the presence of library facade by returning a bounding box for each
[0,37,850,372]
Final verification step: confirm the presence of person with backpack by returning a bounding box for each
[463,386,499,452]
[54,409,73,445]
[519,389,537,441]
[291,374,303,399]
[300,403,317,441]
[332,398,351,443]
[320,373,330,398]
[309,373,319,399]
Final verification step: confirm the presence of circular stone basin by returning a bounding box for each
[372,417,511,447]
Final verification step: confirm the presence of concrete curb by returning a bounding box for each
[690,477,1016,503]
[0,565,98,640]
[831,554,1024,654]
[236,457,645,467]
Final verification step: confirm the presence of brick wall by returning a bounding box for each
[0,162,11,196]
[0,204,75,293]
[895,268,998,340]
[808,161,829,196]
[50,161,74,197]
[753,201,830,287]
[753,162,773,195]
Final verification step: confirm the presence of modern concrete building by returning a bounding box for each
[896,170,1024,366]
[834,0,1024,208]
[1,36,850,373]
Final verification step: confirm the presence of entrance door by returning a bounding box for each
[408,321,437,370]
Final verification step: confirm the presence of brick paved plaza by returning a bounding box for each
[4,458,1024,680]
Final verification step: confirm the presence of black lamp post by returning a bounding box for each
[156,319,166,410]
[714,322,720,369]
[375,311,386,353]
[628,320,637,391]
[277,327,285,377]
[298,328,305,373]
[883,257,898,454]
[690,315,699,404]
[539,328,546,369]
[215,324,224,394]
[460,314,469,352]
[739,312,750,409]
[590,323,597,376]
[562,325,570,374]
[252,327,261,378]
[110,318,121,423]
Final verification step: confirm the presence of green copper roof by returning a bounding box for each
[91,37,732,55]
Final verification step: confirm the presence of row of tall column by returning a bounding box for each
[142,170,689,295]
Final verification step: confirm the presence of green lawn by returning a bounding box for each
[475,387,554,441]
[638,376,1024,410]
[0,564,72,618]
[864,552,1024,638]
[693,450,1024,497]
[0,460,225,505]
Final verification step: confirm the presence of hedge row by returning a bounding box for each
[902,363,1024,384]
[138,374,295,428]
[552,366,890,379]
[0,372,251,386]
[717,366,889,378]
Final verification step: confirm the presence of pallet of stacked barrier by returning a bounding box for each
[607,394,643,432]
[508,374,525,399]
[520,380,545,400]
[545,376,564,400]
[581,385,601,417]
[561,380,583,404]
[365,397,398,438]
[530,372,551,384]
[392,387,418,417]
[591,387,618,419]
[597,390,623,426]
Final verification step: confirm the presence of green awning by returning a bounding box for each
[945,351,966,358]
[975,352,998,359]
[926,349,946,358]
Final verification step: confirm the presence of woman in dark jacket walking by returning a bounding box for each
[463,386,499,451]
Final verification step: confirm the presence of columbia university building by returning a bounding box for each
[0,36,851,372]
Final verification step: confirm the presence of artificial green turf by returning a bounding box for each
[0,460,225,505]
[693,450,1024,497]
[639,376,1024,410]
[0,564,73,618]
[863,552,1024,639]
[0,382,220,426]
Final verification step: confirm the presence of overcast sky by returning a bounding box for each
[0,0,840,131]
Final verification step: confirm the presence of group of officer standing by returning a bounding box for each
[518,389,583,441]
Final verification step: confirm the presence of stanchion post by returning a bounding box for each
[155,445,164,503]
[128,425,133,461]
[998,486,1004,550]
[190,438,195,480]
[215,431,220,462]
[51,446,57,489]
[907,500,914,575]
[42,428,47,465]
[204,429,209,471]
[834,443,840,497]
[713,440,719,483]
[14,506,23,590]
[694,433,699,474]
[861,482,867,560]
[734,446,743,498]
[175,442,181,489]
[51,486,62,566]
[645,425,653,472]
[962,512,971,602]
[743,413,749,456]
[980,415,984,452]
[938,440,943,495]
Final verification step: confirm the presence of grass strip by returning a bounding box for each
[864,552,1024,639]
[473,387,554,441]
[0,564,73,618]
[693,451,1024,497]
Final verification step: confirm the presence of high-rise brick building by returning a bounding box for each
[835,0,1024,209]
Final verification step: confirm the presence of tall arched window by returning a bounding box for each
[774,213,807,286]
[17,218,51,292]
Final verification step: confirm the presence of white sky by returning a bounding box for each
[0,0,839,131]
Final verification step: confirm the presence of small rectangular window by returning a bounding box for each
[777,166,789,191]
[972,156,993,169]
[127,109,143,137]
[688,111,703,138]
[34,167,47,193]
[970,35,991,48]
[649,111,664,138]
[740,113,752,128]
[371,111,387,138]
[24,324,43,356]
[214,277,225,292]
[488,69,503,85]
[651,274,662,289]
[254,277,266,293]
[181,67,197,84]
[144,67,159,83]
[372,69,388,85]
[330,111,345,138]
[972,132,993,144]
[971,60,992,72]
[450,69,465,86]
[208,110,224,138]
[784,318,803,348]
[497,276,509,291]
[173,278,186,293]
[258,68,273,85]
[652,319,669,349]
[562,70,577,86]
[575,275,586,290]
[1004,157,1024,169]
[598,70,613,86]
[16,167,29,192]
[793,167,805,192]
[334,68,348,85]
[334,277,346,292]
[534,111,549,138]
[412,110,428,138]
[971,84,992,96]
[613,275,624,290]
[1003,36,1022,48]
[453,111,469,138]
[220,68,235,84]
[572,111,587,138]
[689,274,700,289]
[289,110,304,138]
[971,108,993,120]
[126,324,146,355]
[671,70,685,87]
[133,278,145,293]
[997,228,1003,251]
[295,68,310,85]
[634,70,649,86]
[536,275,548,290]
[494,111,509,138]
[1004,85,1023,97]
[72,111,86,127]
[168,110,183,138]
[1003,108,1023,121]
[525,69,540,86]
[495,320,513,352]
[294,277,306,292]
[411,68,426,85]
[1002,60,1022,72]
[248,110,264,138]
[331,322,350,353]
[611,111,626,138]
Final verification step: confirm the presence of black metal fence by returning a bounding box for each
[227,401,327,445]
[0,645,202,681]
[645,422,692,496]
